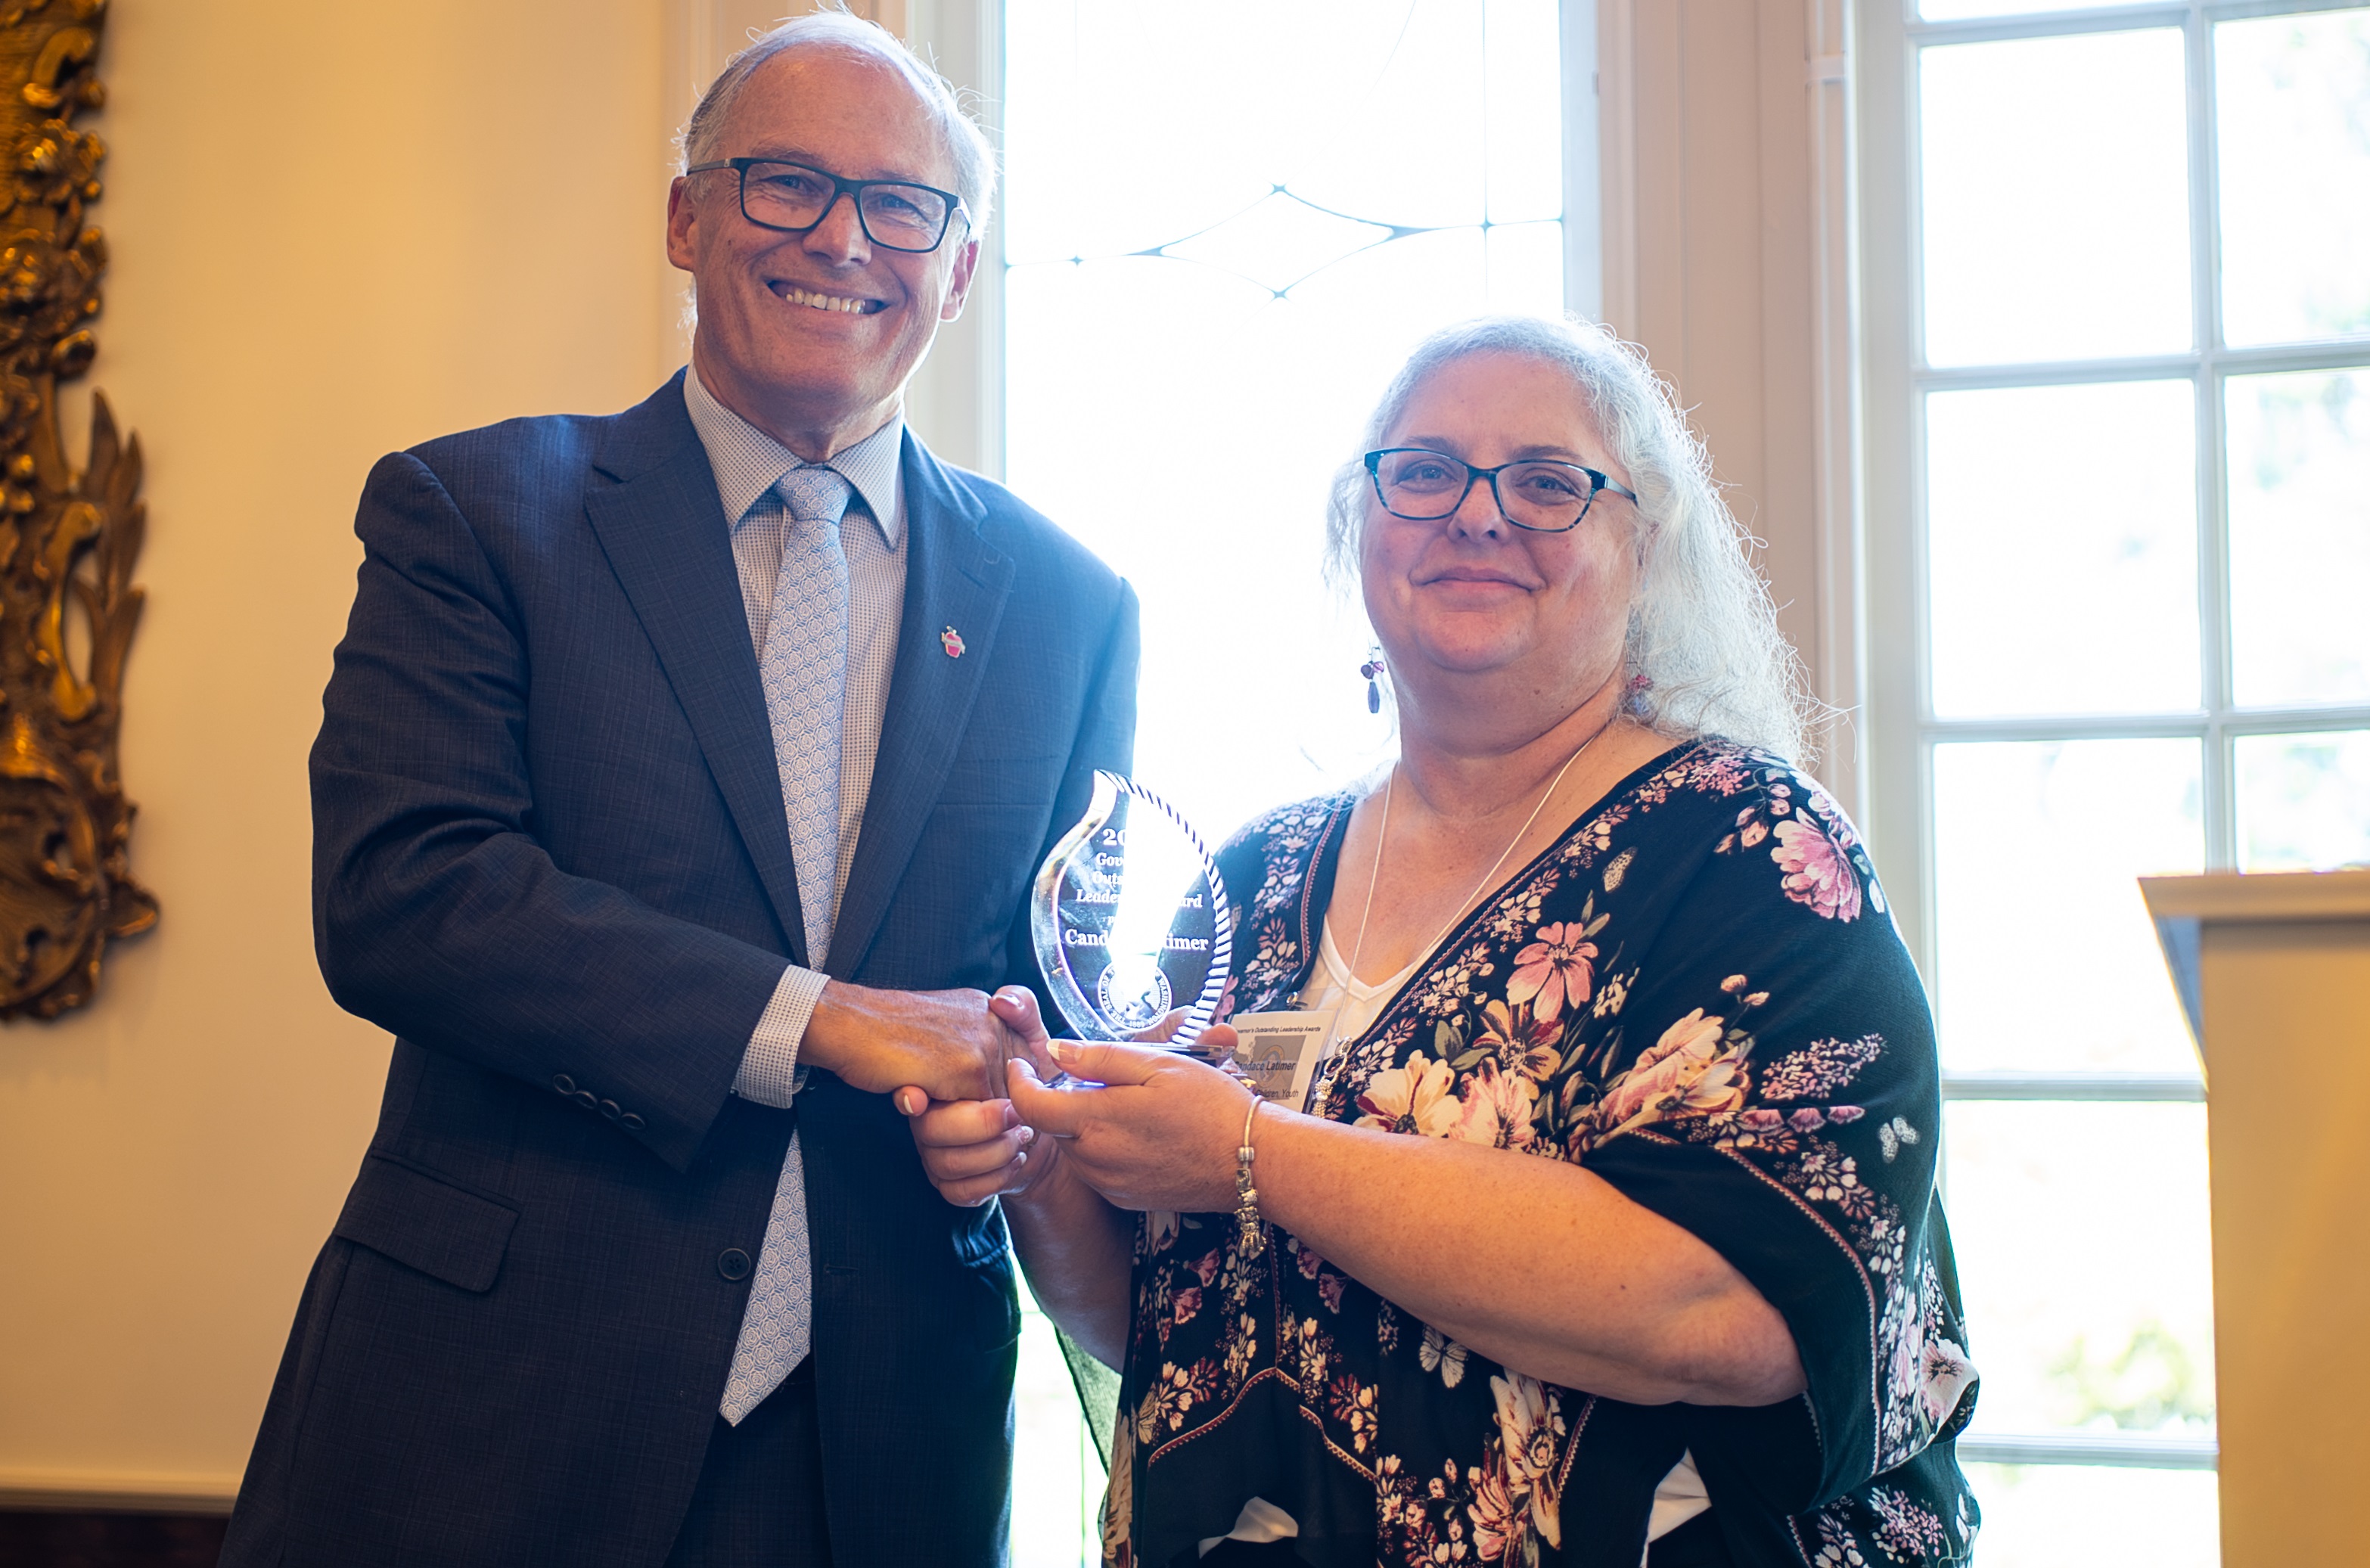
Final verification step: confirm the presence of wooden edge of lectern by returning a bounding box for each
[2134,866,2370,1567]
[2139,868,2370,1086]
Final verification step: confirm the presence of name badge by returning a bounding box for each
[1228,1010,1337,1105]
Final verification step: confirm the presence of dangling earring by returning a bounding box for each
[1360,652,1387,714]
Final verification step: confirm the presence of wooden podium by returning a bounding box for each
[2140,869,2370,1567]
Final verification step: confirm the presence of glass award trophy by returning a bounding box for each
[1030,772,1233,1046]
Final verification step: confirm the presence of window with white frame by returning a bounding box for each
[1865,1,2370,1561]
[986,2,1593,1560]
[890,0,2365,1560]
[1002,0,1582,837]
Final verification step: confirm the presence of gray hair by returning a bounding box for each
[681,9,998,237]
[1325,315,1813,763]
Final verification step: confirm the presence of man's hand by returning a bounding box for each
[797,980,1029,1103]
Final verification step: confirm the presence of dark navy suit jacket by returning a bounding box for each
[221,374,1138,1567]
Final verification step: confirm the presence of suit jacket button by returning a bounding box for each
[620,1112,646,1131]
[598,1099,623,1120]
[552,1074,576,1095]
[717,1248,753,1281]
[573,1089,598,1110]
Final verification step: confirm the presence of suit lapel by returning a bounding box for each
[829,434,1014,979]
[582,379,809,963]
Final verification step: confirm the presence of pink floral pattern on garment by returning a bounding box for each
[1355,1050,1464,1138]
[1595,1004,1755,1135]
[1107,743,1977,1568]
[1505,922,1597,1021]
[1721,775,1887,924]
[1772,816,1862,921]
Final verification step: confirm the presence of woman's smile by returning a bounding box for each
[1414,563,1537,592]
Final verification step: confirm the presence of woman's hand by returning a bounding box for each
[894,986,1064,1208]
[898,1091,1047,1208]
[1006,1029,1250,1215]
[896,989,1253,1212]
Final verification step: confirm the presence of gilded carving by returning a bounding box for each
[0,0,151,1020]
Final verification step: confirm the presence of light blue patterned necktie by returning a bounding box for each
[720,462,852,1425]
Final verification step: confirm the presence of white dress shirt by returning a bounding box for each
[681,365,909,1107]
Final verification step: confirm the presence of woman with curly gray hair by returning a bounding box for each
[906,316,1977,1568]
[1323,315,1810,759]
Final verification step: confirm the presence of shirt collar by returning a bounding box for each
[682,364,905,548]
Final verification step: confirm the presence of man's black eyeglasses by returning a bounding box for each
[1364,448,1638,533]
[687,158,968,253]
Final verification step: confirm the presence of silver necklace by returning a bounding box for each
[1312,719,1611,1110]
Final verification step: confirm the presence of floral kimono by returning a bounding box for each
[1104,741,1979,1568]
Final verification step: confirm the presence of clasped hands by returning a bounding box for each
[893,988,1255,1216]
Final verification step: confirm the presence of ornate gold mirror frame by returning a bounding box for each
[0,0,152,1020]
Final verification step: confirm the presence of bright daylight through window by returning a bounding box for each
[996,2,1570,1559]
[1893,1,2370,1563]
[982,0,2367,1560]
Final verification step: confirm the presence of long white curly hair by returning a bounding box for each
[1325,314,1813,764]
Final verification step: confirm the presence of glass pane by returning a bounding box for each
[2237,729,2370,871]
[1005,0,1563,837]
[1004,0,1524,262]
[1487,219,1564,305]
[1921,30,2191,367]
[1962,1464,2219,1567]
[1002,8,1257,264]
[1927,380,2198,717]
[1947,1101,2216,1438]
[1012,1281,1104,1565]
[2216,9,2370,348]
[1485,0,1564,224]
[2226,368,2370,706]
[1933,739,2203,1074]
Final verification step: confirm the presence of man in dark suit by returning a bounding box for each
[220,15,1135,1566]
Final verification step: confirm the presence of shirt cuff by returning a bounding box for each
[733,964,829,1108]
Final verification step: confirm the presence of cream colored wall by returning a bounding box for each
[1598,0,1857,809]
[0,0,675,1508]
[1614,0,1817,616]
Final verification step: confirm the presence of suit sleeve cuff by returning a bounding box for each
[733,964,828,1108]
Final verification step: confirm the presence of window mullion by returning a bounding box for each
[2188,0,2241,871]
[2205,0,2368,23]
[1909,5,2191,48]
[1916,341,2370,387]
[1920,713,2212,742]
[1958,1432,2219,1470]
[1901,12,1940,987]
[1942,1071,2205,1103]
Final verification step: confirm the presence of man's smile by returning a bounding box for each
[770,280,887,315]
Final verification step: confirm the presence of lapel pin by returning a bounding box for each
[940,626,965,659]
